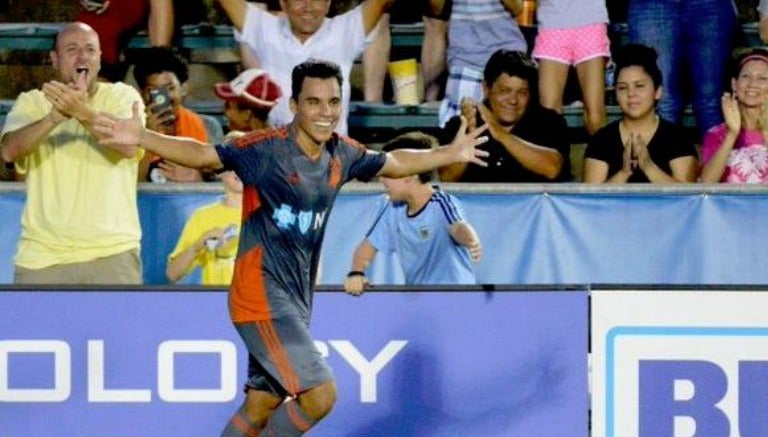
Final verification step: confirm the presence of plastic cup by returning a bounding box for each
[388,59,421,106]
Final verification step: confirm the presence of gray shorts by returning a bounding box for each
[235,317,334,398]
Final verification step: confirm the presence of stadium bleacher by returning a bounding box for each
[0,21,761,140]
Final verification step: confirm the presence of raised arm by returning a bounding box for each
[701,94,741,183]
[148,0,174,47]
[217,0,248,31]
[361,0,397,35]
[380,117,489,178]
[95,102,223,170]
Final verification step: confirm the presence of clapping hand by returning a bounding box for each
[622,134,636,175]
[459,97,478,132]
[631,133,652,171]
[42,70,89,121]
[721,92,741,134]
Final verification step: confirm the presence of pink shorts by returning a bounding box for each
[532,23,610,65]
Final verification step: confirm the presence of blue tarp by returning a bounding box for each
[0,185,766,285]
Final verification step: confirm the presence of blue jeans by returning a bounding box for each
[628,0,737,135]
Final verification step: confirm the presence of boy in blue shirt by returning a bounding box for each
[345,131,482,294]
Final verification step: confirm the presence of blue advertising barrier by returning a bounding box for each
[2,184,768,285]
[0,287,588,437]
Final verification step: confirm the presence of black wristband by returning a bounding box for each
[347,270,365,278]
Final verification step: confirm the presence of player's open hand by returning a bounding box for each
[449,115,489,167]
[94,101,144,148]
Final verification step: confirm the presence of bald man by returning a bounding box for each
[0,22,147,284]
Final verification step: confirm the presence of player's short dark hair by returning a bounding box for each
[291,59,343,101]
[613,44,663,89]
[382,131,439,183]
[132,47,190,89]
[483,49,539,101]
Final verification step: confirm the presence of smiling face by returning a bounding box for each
[290,77,341,151]
[615,65,662,120]
[732,59,768,109]
[280,0,331,41]
[483,73,531,126]
[50,23,101,92]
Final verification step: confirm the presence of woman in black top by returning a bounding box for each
[582,44,698,183]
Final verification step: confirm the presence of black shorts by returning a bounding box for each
[391,0,451,23]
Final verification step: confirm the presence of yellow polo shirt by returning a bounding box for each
[1,82,145,269]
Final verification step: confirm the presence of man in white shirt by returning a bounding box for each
[217,0,396,135]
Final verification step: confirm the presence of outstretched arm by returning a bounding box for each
[94,102,223,170]
[449,221,482,262]
[345,239,378,296]
[380,117,489,178]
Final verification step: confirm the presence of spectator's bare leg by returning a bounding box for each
[363,13,390,102]
[575,56,607,135]
[538,58,569,113]
[421,15,447,102]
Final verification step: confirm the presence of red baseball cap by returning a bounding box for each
[214,68,282,109]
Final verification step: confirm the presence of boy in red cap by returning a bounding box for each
[215,68,283,134]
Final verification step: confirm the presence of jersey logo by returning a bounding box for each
[272,205,327,234]
[420,226,431,240]
[298,210,312,234]
[272,204,297,230]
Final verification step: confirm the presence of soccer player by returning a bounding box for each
[94,59,488,437]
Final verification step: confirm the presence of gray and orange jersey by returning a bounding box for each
[215,125,386,323]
